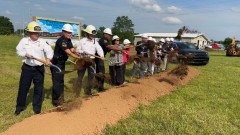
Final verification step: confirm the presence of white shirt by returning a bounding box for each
[76,37,104,59]
[16,37,53,66]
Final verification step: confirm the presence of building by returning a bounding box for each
[134,33,210,49]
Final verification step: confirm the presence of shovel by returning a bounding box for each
[28,56,62,74]
[83,51,113,64]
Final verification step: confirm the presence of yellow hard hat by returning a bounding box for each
[25,21,42,32]
[84,25,96,35]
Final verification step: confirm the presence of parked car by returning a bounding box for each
[174,41,209,65]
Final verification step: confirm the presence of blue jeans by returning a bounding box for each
[131,62,146,77]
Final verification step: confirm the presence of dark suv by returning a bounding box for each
[174,41,209,65]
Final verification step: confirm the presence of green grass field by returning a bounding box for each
[0,35,240,134]
[104,51,240,134]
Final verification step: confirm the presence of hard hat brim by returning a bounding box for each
[84,29,97,35]
[25,29,42,33]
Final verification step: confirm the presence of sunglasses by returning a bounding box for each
[115,39,120,41]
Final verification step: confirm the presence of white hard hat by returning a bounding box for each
[103,28,112,35]
[84,25,97,35]
[123,39,131,45]
[160,38,165,43]
[166,38,170,42]
[62,24,73,33]
[148,36,153,41]
[170,38,174,42]
[141,33,148,38]
[112,35,120,41]
[26,21,42,32]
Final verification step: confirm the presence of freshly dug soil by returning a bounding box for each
[1,67,200,135]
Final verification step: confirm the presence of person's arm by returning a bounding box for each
[96,43,106,60]
[65,49,81,59]
[16,38,31,58]
[43,41,54,65]
[107,45,127,54]
[59,40,81,59]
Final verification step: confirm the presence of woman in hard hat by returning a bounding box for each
[51,24,81,107]
[76,25,106,95]
[108,35,124,85]
[15,21,53,115]
[122,39,132,82]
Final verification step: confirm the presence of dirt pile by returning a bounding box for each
[1,67,200,135]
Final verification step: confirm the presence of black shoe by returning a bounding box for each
[34,110,41,114]
[14,109,23,116]
[98,89,106,92]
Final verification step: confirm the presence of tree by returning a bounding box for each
[15,29,24,36]
[112,16,135,43]
[0,16,14,35]
[96,26,105,38]
[223,37,232,49]
[81,24,88,37]
[82,24,87,29]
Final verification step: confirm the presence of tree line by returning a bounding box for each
[0,15,136,43]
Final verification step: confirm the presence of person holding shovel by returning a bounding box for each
[15,21,53,115]
[76,25,106,96]
[95,28,113,92]
[108,35,125,86]
[51,24,81,107]
[122,39,132,82]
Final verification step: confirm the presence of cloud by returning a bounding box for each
[24,1,30,4]
[50,0,58,3]
[162,17,182,24]
[129,0,161,13]
[5,10,12,15]
[231,7,240,13]
[73,16,85,21]
[34,4,44,11]
[167,6,182,14]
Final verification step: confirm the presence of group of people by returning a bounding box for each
[14,21,176,115]
[131,34,176,78]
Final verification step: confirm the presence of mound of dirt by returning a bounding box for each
[1,67,200,135]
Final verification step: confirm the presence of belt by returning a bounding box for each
[24,63,44,67]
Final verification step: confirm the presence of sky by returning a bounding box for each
[1,0,240,40]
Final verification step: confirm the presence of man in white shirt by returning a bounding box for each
[15,21,53,115]
[76,25,105,96]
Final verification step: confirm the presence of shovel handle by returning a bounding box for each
[34,57,49,65]
[30,57,62,73]
[83,51,104,60]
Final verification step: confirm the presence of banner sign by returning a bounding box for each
[33,16,81,38]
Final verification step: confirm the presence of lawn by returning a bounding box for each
[104,51,240,134]
[0,35,239,134]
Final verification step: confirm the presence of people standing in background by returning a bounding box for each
[122,39,131,82]
[15,21,53,115]
[155,38,165,73]
[131,33,148,78]
[161,37,175,71]
[108,35,124,85]
[146,37,156,76]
